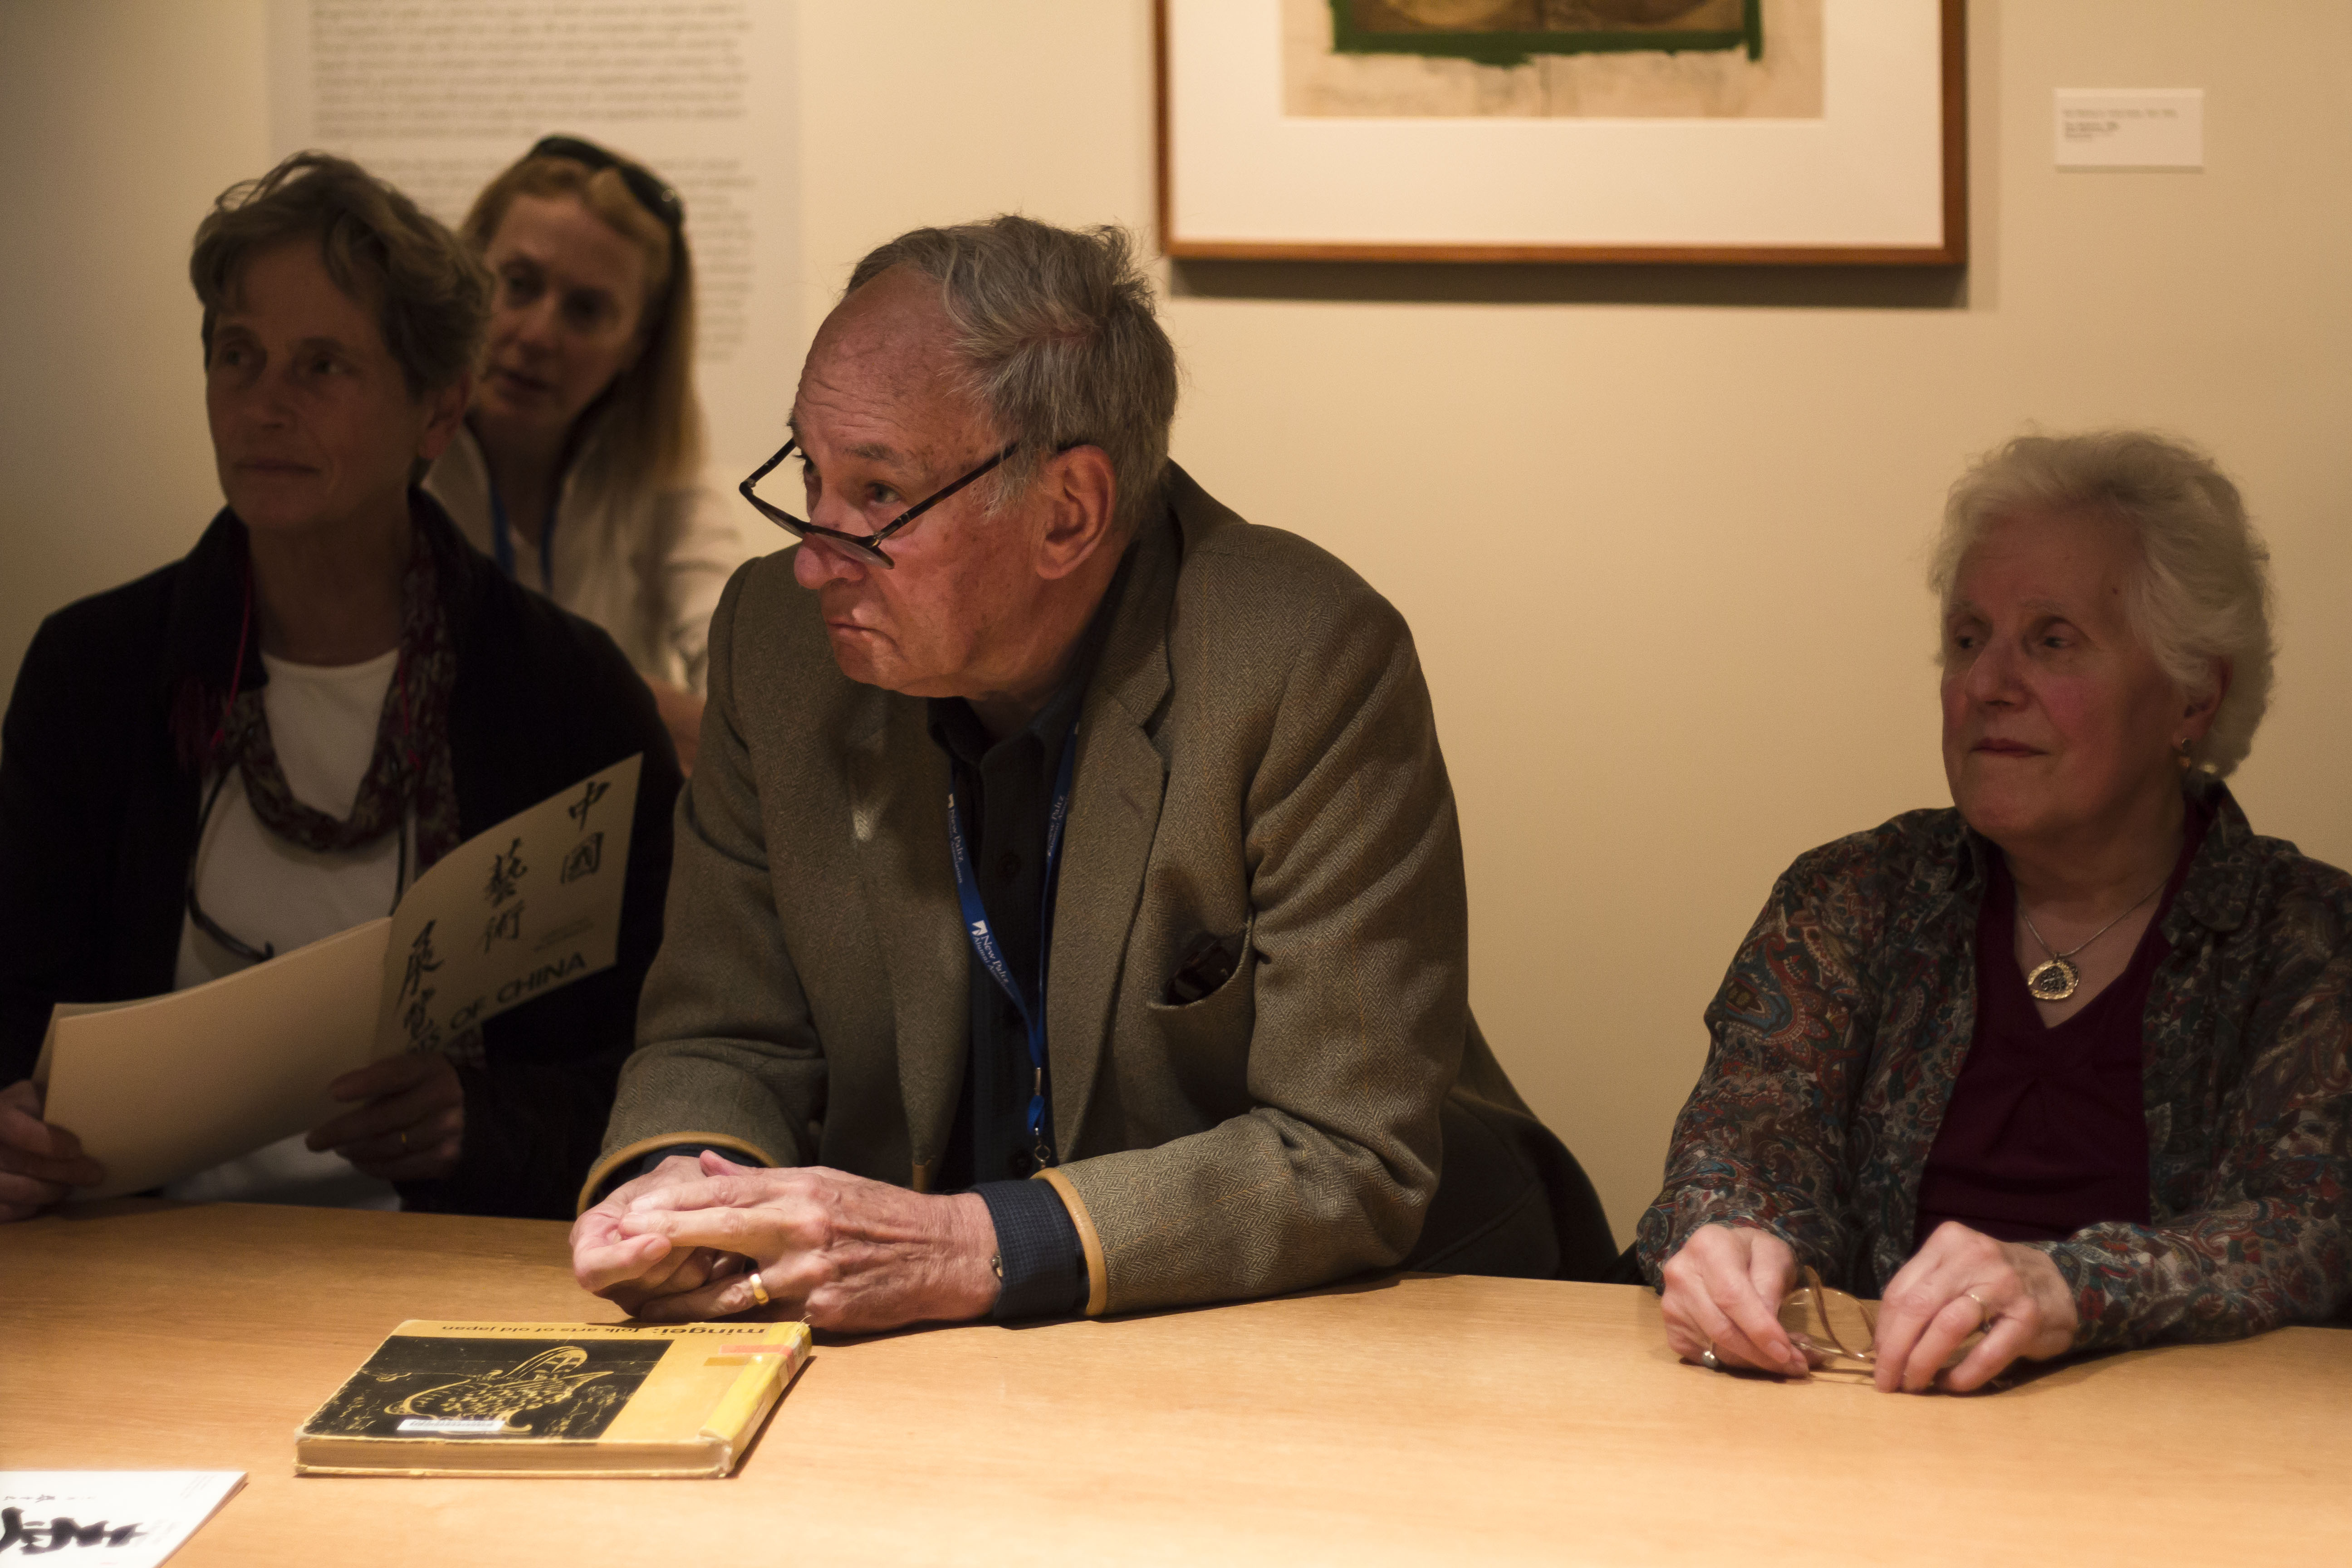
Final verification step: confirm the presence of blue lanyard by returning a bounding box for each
[487,480,556,589]
[946,724,1078,1167]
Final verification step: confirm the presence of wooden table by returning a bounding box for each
[3,1202,2346,1565]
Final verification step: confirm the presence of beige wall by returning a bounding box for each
[5,2,2347,1245]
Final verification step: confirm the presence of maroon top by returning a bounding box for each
[1913,805,2213,1246]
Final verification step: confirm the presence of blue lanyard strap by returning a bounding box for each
[946,724,1078,1166]
[487,480,557,589]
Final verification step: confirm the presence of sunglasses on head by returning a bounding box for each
[527,134,684,237]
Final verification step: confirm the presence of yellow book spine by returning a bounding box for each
[700,1323,812,1457]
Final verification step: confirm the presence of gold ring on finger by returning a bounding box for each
[748,1270,770,1308]
[1964,1289,1992,1329]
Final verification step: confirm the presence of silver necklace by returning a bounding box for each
[2017,878,2166,1002]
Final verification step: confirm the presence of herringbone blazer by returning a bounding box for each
[592,466,1588,1313]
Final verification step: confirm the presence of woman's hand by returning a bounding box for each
[1659,1221,1808,1375]
[306,1052,464,1182]
[0,1079,105,1222]
[1872,1220,2078,1392]
[583,1151,1001,1332]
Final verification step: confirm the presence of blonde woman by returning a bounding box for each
[426,136,748,772]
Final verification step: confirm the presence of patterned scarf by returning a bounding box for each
[213,523,464,875]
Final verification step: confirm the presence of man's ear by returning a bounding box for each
[1034,445,1119,581]
[416,372,474,464]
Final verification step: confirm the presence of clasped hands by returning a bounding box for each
[1659,1220,2079,1393]
[570,1152,1002,1333]
[0,1053,463,1221]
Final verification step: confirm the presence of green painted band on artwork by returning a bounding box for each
[1327,0,1763,69]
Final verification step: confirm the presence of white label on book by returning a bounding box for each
[2055,89,2204,169]
[395,1418,509,1435]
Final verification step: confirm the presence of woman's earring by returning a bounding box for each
[2174,736,2194,771]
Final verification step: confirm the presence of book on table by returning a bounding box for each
[294,1320,811,1479]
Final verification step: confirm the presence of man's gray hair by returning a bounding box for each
[1929,430,2276,784]
[844,216,1178,535]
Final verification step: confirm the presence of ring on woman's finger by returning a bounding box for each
[1700,1345,1722,1372]
[1964,1289,1992,1329]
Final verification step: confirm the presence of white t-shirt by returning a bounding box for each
[162,648,407,1210]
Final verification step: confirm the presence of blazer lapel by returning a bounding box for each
[1046,512,1180,1156]
[843,690,968,1190]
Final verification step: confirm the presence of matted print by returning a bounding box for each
[1160,0,1963,264]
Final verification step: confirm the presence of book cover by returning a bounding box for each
[294,1320,810,1479]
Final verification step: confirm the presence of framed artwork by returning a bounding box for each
[1156,0,1966,265]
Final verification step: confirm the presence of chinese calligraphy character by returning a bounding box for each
[402,988,442,1052]
[0,1507,146,1553]
[559,832,605,883]
[398,920,442,1004]
[568,777,612,832]
[485,837,527,906]
[483,902,524,953]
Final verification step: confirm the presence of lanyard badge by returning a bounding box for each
[946,726,1078,1170]
[488,480,557,590]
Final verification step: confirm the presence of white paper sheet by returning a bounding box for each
[0,1473,243,1567]
[39,921,390,1201]
[39,759,640,1201]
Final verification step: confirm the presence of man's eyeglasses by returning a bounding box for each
[528,134,684,237]
[739,438,1018,569]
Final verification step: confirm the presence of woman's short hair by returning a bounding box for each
[460,147,702,491]
[1931,431,2276,782]
[844,216,1179,536]
[191,152,489,398]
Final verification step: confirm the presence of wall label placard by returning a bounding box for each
[2054,89,2204,170]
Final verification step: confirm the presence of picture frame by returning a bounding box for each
[1156,0,1966,266]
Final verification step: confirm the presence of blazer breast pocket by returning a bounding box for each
[1144,914,1257,1108]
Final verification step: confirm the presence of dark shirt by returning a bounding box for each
[925,548,1135,1318]
[1915,804,2214,1245]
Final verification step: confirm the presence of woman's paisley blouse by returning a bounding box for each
[1634,790,2351,1352]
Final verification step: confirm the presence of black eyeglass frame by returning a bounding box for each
[527,134,685,236]
[740,438,1019,569]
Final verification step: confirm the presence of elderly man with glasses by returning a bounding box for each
[568,216,1613,1330]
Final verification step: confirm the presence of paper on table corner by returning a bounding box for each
[0,1471,244,1567]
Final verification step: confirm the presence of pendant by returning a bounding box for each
[2025,956,2080,1002]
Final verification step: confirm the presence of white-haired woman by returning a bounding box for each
[1637,431,2350,1392]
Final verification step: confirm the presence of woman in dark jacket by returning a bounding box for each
[0,152,680,1222]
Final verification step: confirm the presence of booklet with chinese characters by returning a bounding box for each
[34,756,640,1199]
[0,1472,244,1567]
[294,1321,810,1479]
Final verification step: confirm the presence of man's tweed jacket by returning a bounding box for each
[589,467,1605,1314]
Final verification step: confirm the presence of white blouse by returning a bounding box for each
[164,648,405,1210]
[425,421,755,694]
